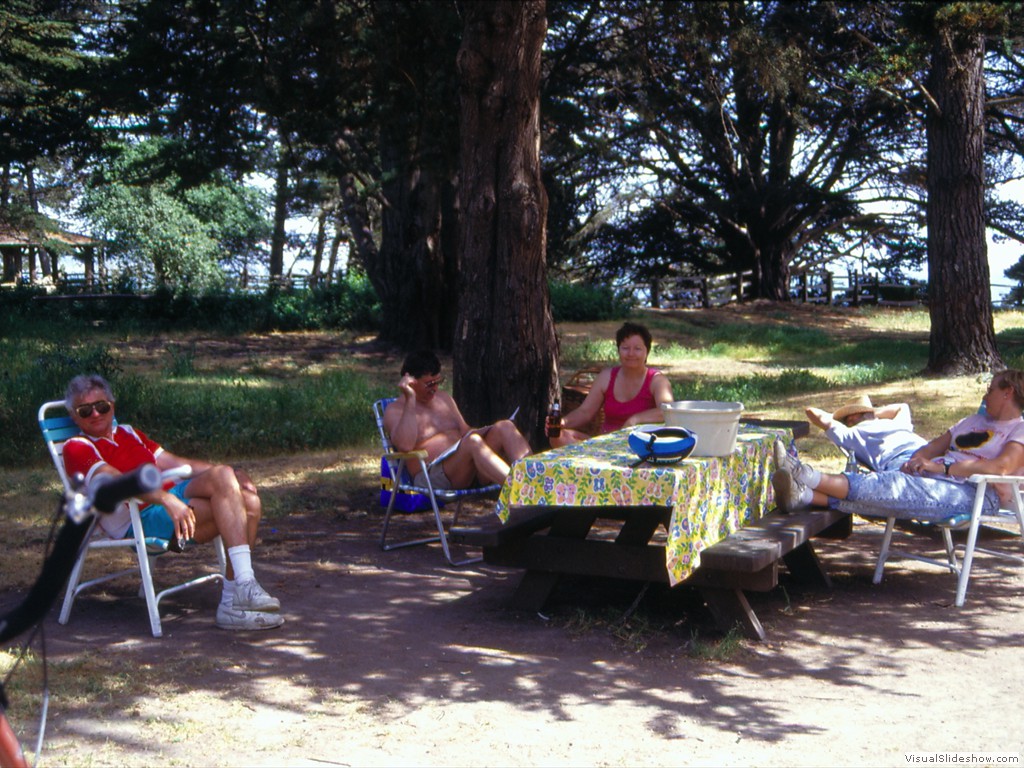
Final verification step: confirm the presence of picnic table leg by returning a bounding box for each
[509,570,563,612]
[782,541,832,589]
[507,509,601,612]
[614,507,669,546]
[699,586,766,641]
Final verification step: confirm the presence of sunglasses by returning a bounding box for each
[75,400,113,418]
[421,374,446,390]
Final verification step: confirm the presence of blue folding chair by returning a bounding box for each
[373,398,500,566]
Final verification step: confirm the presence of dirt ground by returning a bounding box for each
[4,304,1024,766]
[7,499,1024,767]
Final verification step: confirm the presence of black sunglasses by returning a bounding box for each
[75,400,113,418]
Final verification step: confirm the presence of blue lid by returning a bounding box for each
[628,425,697,464]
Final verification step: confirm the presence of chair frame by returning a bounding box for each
[39,400,226,637]
[868,471,1024,606]
[374,398,500,566]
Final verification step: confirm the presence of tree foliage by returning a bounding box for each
[3,1,1024,367]
[82,140,271,292]
[543,1,931,298]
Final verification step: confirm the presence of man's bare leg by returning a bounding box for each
[484,419,531,463]
[443,434,517,487]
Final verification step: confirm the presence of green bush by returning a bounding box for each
[122,369,387,459]
[0,341,126,466]
[0,336,388,467]
[0,274,381,336]
[549,280,634,322]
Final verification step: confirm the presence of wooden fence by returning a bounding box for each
[9,267,1019,309]
[640,270,929,309]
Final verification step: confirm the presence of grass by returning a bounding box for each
[1,305,1020,596]
[686,626,747,661]
[2,303,1022,765]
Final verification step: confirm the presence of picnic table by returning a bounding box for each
[455,419,851,639]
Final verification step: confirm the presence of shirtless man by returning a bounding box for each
[383,350,531,489]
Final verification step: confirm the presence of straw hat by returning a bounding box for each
[832,395,875,422]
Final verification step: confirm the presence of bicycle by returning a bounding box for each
[0,464,164,768]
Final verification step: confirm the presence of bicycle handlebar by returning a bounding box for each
[0,464,162,645]
[91,464,161,514]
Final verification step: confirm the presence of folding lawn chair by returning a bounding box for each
[868,473,1024,606]
[373,397,500,566]
[823,440,1024,606]
[39,400,226,637]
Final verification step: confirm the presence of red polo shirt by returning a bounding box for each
[63,424,166,492]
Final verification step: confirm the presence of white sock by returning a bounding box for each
[227,545,255,583]
[795,465,822,489]
[798,485,815,506]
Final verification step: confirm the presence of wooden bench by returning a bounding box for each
[684,508,851,640]
[453,505,851,642]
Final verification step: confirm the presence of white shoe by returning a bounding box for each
[233,577,280,613]
[772,468,809,513]
[774,440,799,474]
[216,604,285,631]
[773,440,815,486]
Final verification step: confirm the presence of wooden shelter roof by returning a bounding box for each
[0,222,97,248]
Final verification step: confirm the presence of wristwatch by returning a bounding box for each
[944,461,953,476]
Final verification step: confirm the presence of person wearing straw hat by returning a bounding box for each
[772,370,1024,516]
[804,395,928,473]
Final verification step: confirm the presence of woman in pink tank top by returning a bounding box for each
[549,321,673,447]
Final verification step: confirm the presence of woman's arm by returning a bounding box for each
[805,406,833,431]
[902,431,952,474]
[943,441,1024,479]
[157,450,212,475]
[560,368,611,431]
[873,403,907,420]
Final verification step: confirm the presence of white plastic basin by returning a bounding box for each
[660,400,744,457]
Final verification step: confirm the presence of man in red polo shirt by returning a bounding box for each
[62,373,283,631]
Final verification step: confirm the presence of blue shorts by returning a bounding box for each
[833,471,1000,521]
[126,479,191,540]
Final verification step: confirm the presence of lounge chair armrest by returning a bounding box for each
[968,473,1024,483]
[384,449,429,461]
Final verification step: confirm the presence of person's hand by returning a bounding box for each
[398,373,416,400]
[168,499,196,541]
[805,406,832,430]
[902,456,941,476]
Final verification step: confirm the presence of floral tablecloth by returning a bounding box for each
[496,425,786,586]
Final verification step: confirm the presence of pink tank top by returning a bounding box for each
[602,366,660,433]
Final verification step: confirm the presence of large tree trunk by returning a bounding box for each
[455,0,557,446]
[336,1,462,351]
[926,25,1001,374]
[754,241,793,301]
[268,158,288,282]
[309,209,327,288]
[376,133,457,350]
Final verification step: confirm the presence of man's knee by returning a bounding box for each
[462,432,488,451]
[206,463,240,490]
[235,468,258,494]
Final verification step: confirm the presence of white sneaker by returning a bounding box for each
[233,577,280,613]
[773,440,814,486]
[774,440,799,474]
[772,468,809,513]
[216,604,285,631]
